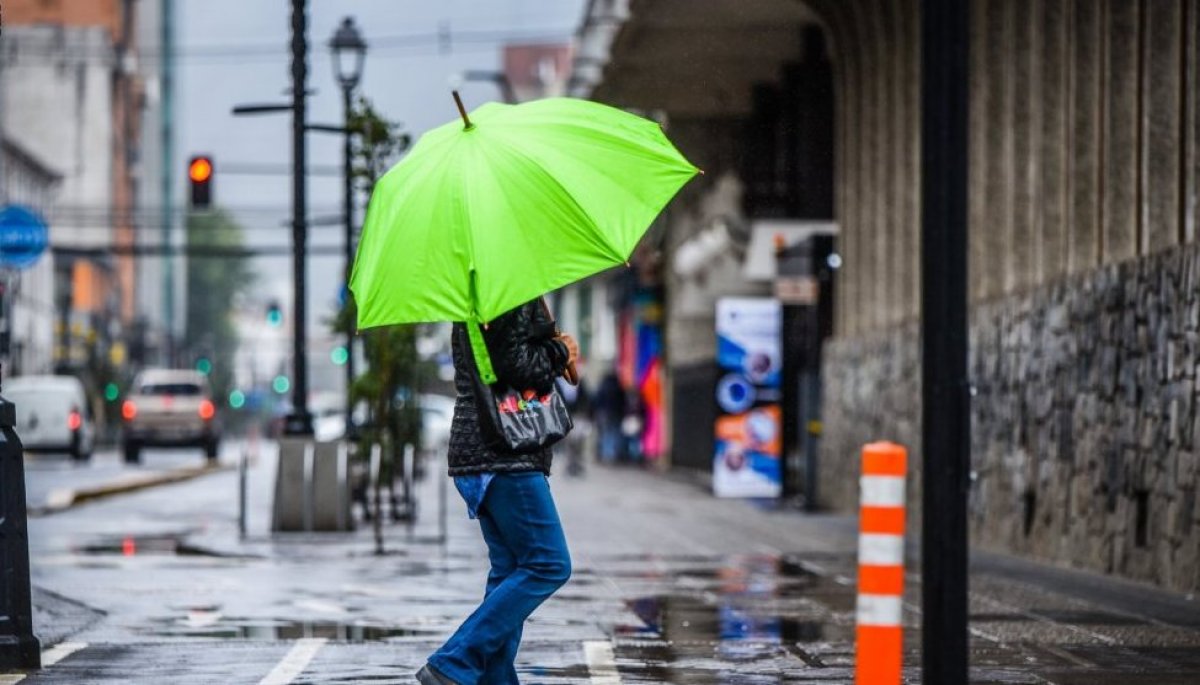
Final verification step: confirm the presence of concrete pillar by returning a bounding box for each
[1189,0,1200,245]
[1012,0,1041,289]
[1141,0,1184,254]
[969,0,989,302]
[1101,0,1140,262]
[904,0,921,321]
[1011,0,1038,291]
[1039,0,1070,280]
[981,0,1012,297]
[1069,0,1103,273]
[853,0,884,330]
[272,437,310,532]
[832,0,865,335]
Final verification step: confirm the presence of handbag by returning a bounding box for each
[464,307,574,454]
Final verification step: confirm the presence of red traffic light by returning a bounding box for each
[189,156,213,183]
[188,155,213,208]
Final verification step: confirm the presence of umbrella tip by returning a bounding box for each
[452,90,474,131]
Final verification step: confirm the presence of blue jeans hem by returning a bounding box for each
[426,655,470,685]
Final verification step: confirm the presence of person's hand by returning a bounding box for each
[556,334,579,365]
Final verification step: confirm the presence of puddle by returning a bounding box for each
[146,617,438,641]
[74,534,259,559]
[617,594,823,643]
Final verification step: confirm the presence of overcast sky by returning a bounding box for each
[177,0,586,333]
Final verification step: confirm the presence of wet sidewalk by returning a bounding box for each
[10,449,1200,683]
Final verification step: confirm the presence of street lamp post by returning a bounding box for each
[285,0,312,436]
[329,17,367,434]
[920,0,970,682]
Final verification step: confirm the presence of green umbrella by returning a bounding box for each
[350,94,699,380]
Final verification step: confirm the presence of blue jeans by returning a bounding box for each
[429,472,572,684]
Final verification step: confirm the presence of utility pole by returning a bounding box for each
[920,0,970,683]
[342,84,356,428]
[286,0,313,435]
[161,0,177,364]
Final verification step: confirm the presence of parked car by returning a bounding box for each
[5,375,95,461]
[121,369,219,463]
[311,392,348,443]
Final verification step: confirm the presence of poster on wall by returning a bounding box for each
[714,297,783,498]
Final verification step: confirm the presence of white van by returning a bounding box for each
[5,375,95,461]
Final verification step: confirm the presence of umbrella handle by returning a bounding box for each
[540,296,579,386]
[452,91,474,130]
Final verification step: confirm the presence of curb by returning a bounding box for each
[29,462,236,517]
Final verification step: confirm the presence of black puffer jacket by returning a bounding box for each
[447,300,571,476]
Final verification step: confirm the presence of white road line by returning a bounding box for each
[0,641,90,684]
[583,640,622,685]
[41,642,87,667]
[258,638,327,685]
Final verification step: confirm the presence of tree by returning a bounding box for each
[185,209,254,405]
[330,96,425,547]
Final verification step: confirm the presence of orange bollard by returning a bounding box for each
[854,441,908,685]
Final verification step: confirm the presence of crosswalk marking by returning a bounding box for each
[258,638,327,685]
[0,641,89,684]
[40,642,87,668]
[583,640,622,685]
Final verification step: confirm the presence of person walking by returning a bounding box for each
[417,298,579,685]
[593,372,626,463]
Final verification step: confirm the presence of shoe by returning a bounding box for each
[416,663,459,685]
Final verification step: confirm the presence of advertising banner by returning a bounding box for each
[714,297,782,498]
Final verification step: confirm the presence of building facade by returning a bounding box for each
[2,0,164,395]
[572,0,1200,593]
[0,138,61,376]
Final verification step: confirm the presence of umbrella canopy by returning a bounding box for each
[349,96,699,331]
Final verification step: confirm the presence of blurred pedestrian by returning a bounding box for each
[592,372,626,463]
[556,374,591,476]
[417,299,579,685]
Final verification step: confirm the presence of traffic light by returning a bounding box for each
[188,155,214,209]
[266,300,283,327]
[330,346,349,366]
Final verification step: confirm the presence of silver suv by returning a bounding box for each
[121,369,219,463]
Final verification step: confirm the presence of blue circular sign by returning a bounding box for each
[0,205,49,270]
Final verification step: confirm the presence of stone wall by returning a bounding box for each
[820,244,1200,594]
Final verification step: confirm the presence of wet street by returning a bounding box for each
[5,445,1200,684]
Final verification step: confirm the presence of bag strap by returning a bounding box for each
[466,316,497,385]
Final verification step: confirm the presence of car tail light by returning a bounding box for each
[67,408,82,431]
[122,400,138,421]
[199,399,215,421]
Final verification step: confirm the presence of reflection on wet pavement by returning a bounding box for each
[144,616,439,641]
[23,455,1200,685]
